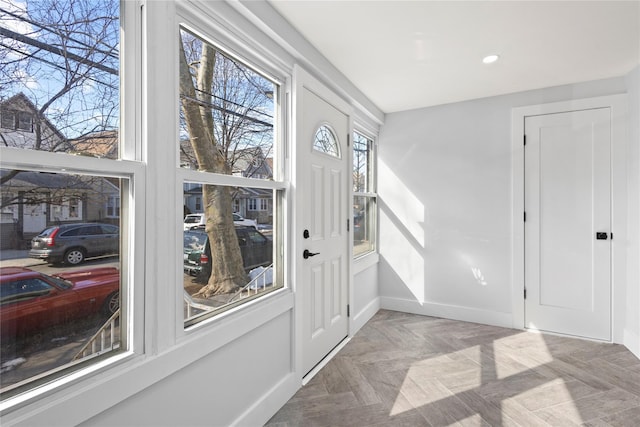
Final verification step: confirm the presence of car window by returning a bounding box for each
[48,275,73,290]
[233,214,241,221]
[82,225,103,235]
[1,278,53,304]
[236,229,248,247]
[37,227,57,237]
[246,229,267,244]
[100,225,119,234]
[60,227,82,237]
[184,232,206,251]
[184,216,201,224]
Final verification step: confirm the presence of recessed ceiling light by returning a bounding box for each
[483,54,500,64]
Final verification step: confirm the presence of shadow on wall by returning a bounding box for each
[377,160,425,302]
[379,199,425,303]
[377,158,510,320]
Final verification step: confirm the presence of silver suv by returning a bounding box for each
[29,223,119,265]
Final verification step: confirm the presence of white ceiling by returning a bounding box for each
[269,1,640,113]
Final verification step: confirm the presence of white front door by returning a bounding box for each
[295,68,350,376]
[525,108,611,341]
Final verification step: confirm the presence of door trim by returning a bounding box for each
[292,65,353,384]
[511,94,627,342]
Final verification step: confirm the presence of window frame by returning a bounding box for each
[175,17,289,333]
[352,128,378,261]
[0,0,145,408]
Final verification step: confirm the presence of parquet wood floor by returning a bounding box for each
[266,310,640,426]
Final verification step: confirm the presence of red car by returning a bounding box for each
[0,267,120,340]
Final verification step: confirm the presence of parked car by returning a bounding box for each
[0,266,120,340]
[183,213,258,230]
[184,226,272,279]
[233,213,258,229]
[29,223,120,265]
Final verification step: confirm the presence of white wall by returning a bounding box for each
[626,65,640,358]
[82,312,293,427]
[378,77,630,329]
[352,260,380,333]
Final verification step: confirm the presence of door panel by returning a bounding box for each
[296,68,350,376]
[525,108,611,341]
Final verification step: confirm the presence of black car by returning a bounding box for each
[29,223,120,265]
[184,226,272,280]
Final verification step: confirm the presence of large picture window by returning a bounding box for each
[178,27,283,327]
[353,131,377,257]
[0,0,128,399]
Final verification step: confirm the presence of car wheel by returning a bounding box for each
[103,291,120,316]
[64,248,85,265]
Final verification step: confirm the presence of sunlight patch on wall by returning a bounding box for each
[380,209,424,302]
[459,251,489,287]
[378,160,424,247]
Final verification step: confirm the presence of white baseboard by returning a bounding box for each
[351,297,380,335]
[233,372,299,427]
[380,296,514,329]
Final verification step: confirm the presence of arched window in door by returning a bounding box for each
[313,124,340,158]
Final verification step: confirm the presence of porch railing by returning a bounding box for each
[227,264,274,303]
[73,309,120,361]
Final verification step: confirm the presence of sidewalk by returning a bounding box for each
[0,250,44,268]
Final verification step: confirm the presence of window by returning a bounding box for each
[0,0,128,399]
[50,194,83,221]
[0,110,15,129]
[17,112,33,132]
[106,195,120,218]
[0,110,31,131]
[353,131,377,257]
[313,124,340,157]
[179,28,284,327]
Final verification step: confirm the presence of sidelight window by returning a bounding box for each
[353,131,377,257]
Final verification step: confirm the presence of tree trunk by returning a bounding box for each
[179,38,246,297]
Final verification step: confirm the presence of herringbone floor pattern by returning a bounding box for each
[266,310,640,426]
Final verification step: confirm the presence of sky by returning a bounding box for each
[0,0,120,140]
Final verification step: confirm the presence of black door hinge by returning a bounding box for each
[347,304,350,317]
[347,134,350,147]
[524,135,526,146]
[524,288,527,299]
[524,212,526,222]
[347,219,350,232]
[611,232,614,240]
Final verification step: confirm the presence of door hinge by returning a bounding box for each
[347,304,350,317]
[523,135,526,146]
[524,288,527,299]
[347,134,350,147]
[524,211,526,222]
[347,219,350,232]
[611,232,614,240]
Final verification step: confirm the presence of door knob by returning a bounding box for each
[303,249,319,259]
